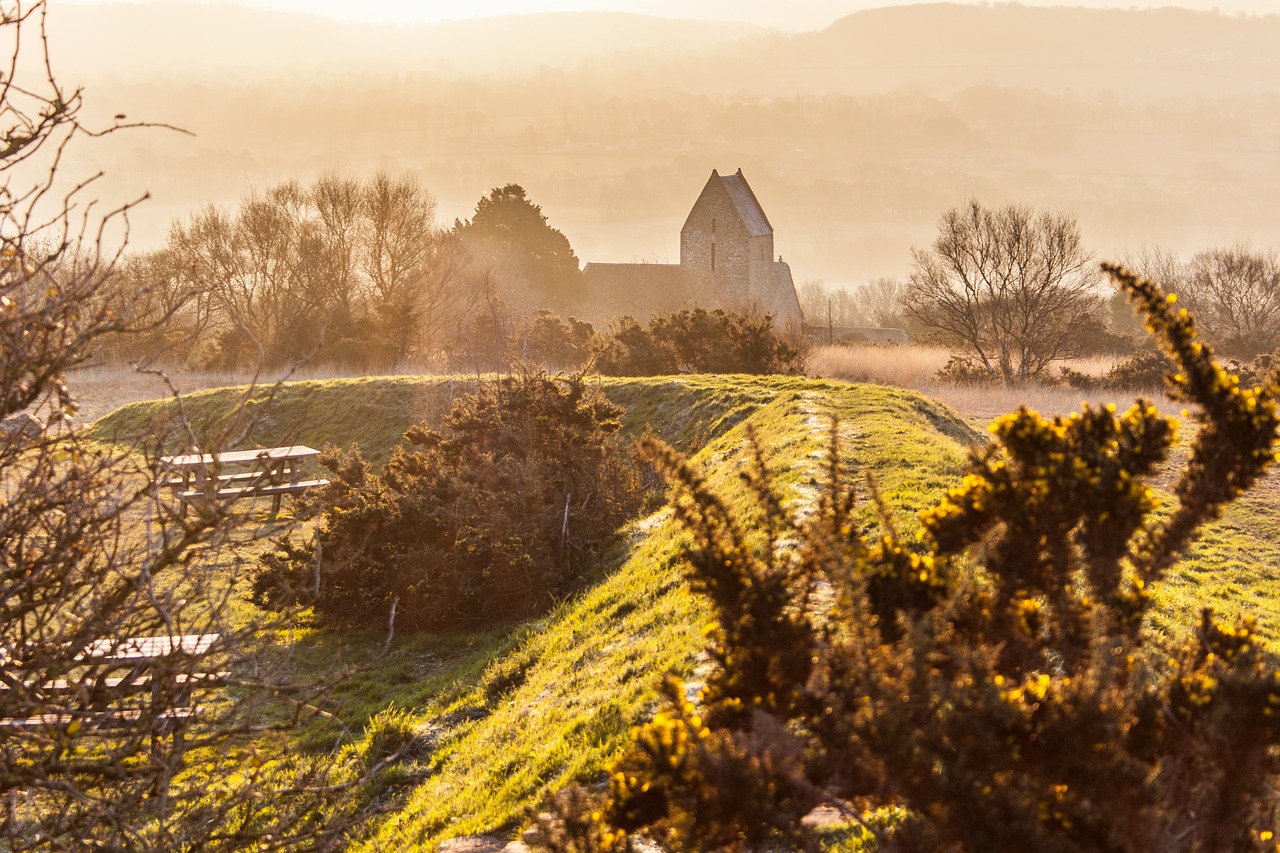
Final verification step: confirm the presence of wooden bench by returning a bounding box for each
[0,706,203,734]
[0,633,224,760]
[160,445,330,516]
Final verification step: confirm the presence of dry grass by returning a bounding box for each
[810,344,1176,426]
[809,343,953,387]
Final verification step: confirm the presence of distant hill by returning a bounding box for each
[49,2,1280,92]
[778,4,1280,96]
[44,3,764,81]
[690,3,1280,96]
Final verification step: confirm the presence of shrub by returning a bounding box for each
[934,353,998,386]
[543,264,1280,851]
[1103,349,1170,389]
[594,315,679,376]
[518,310,599,371]
[1226,348,1280,389]
[253,370,643,631]
[1055,364,1100,391]
[593,307,806,376]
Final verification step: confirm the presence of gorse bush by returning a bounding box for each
[519,310,598,371]
[544,265,1280,851]
[253,370,643,631]
[593,307,807,376]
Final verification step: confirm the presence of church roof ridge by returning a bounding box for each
[716,168,773,237]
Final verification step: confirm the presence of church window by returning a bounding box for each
[711,243,716,271]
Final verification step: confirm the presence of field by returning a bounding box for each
[67,358,1280,849]
[809,343,1177,424]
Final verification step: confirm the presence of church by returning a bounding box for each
[580,169,803,326]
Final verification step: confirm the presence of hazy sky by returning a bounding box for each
[53,0,1280,30]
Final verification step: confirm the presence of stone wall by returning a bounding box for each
[681,180,755,306]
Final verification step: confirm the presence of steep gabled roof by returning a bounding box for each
[719,169,772,237]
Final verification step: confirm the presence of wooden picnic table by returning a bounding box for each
[0,632,225,755]
[0,633,221,699]
[160,445,328,515]
[78,633,221,665]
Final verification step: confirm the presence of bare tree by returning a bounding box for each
[361,171,467,367]
[94,247,219,364]
[1122,245,1185,291]
[298,172,366,361]
[796,280,870,334]
[855,276,910,329]
[1182,244,1280,358]
[796,279,827,326]
[1124,244,1280,358]
[167,204,250,366]
[107,170,473,371]
[308,172,364,319]
[906,200,1103,384]
[1116,245,1185,341]
[168,182,322,370]
[0,4,359,846]
[233,182,309,365]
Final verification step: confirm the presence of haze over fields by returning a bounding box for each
[42,1,1280,287]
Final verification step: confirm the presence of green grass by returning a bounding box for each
[340,377,976,850]
[81,372,1280,850]
[1149,474,1280,648]
[85,376,468,466]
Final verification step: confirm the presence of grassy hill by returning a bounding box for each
[85,373,1280,848]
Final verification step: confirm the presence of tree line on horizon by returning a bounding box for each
[103,174,584,372]
[95,170,809,377]
[801,203,1280,387]
[102,169,1280,390]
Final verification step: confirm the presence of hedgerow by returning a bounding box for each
[593,308,807,376]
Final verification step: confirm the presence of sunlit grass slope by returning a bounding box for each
[86,373,792,463]
[84,374,1280,848]
[87,374,976,847]
[348,378,976,850]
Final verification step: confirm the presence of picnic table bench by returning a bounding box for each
[160,445,329,516]
[0,633,225,756]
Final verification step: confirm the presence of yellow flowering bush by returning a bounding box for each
[544,265,1280,851]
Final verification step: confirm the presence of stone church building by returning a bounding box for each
[580,169,803,326]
